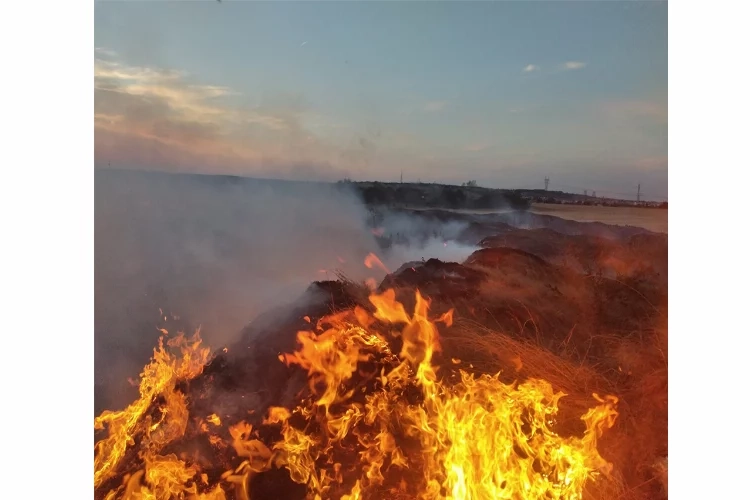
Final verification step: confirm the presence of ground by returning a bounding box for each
[529,203,668,234]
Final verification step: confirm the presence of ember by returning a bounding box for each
[364,252,390,274]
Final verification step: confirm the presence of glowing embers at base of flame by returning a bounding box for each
[94,290,619,500]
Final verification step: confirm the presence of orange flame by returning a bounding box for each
[268,289,618,499]
[95,291,619,499]
[94,331,210,490]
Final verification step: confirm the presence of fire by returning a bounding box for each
[95,290,618,500]
[94,331,210,490]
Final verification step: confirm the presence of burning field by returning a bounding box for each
[94,173,667,500]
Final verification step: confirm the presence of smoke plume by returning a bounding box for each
[94,169,478,412]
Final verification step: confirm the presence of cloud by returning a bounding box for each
[95,47,118,58]
[562,61,587,70]
[523,64,539,73]
[424,101,447,112]
[94,56,374,178]
[95,58,186,84]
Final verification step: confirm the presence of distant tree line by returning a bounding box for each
[351,182,529,211]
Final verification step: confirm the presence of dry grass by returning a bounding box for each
[530,203,668,234]
[439,319,613,420]
[335,256,668,500]
[435,317,667,500]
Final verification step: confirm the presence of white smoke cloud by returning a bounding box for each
[95,172,485,411]
[95,171,379,409]
[368,209,480,270]
[387,238,479,268]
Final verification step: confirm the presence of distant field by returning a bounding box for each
[530,203,668,233]
[410,203,667,234]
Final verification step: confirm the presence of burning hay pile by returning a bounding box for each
[95,237,667,500]
[95,288,620,500]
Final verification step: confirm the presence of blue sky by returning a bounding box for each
[94,1,667,200]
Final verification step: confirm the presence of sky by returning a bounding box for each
[94,0,667,200]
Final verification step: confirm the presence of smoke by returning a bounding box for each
[95,170,378,411]
[378,210,470,241]
[94,170,479,412]
[363,208,480,269]
[387,238,479,268]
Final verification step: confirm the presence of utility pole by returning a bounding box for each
[544,177,550,191]
[637,183,641,203]
[400,171,403,184]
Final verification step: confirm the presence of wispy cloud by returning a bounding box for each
[95,47,118,58]
[95,59,185,85]
[424,101,447,112]
[523,64,539,73]
[562,61,587,70]
[94,56,370,178]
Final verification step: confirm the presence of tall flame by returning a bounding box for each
[95,290,618,500]
[94,331,210,489]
